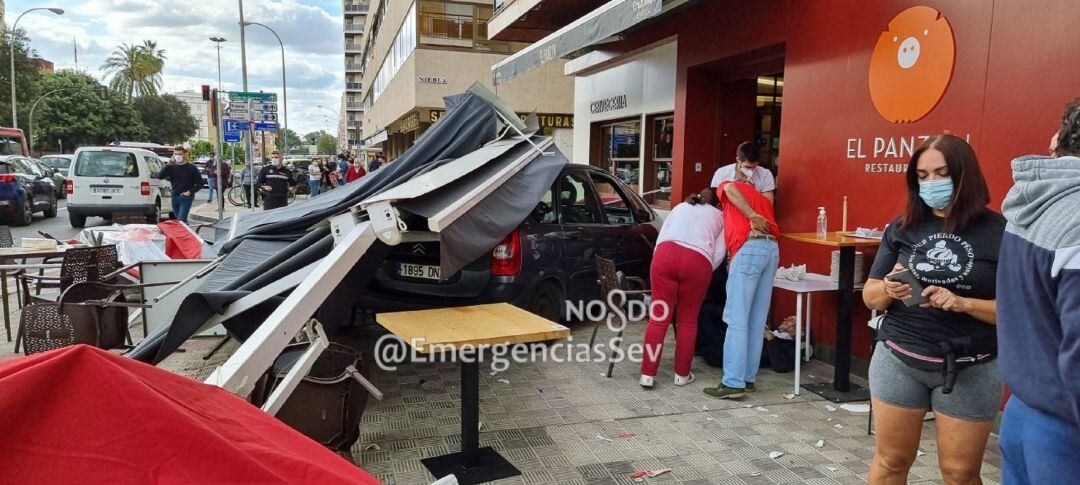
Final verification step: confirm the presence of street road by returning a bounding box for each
[9,200,112,243]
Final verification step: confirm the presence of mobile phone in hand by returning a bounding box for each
[885,268,929,307]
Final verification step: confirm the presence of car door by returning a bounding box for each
[555,169,612,306]
[144,154,169,207]
[588,171,656,282]
[13,157,52,209]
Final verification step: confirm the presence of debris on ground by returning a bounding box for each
[488,370,499,376]
[648,469,671,478]
[755,406,769,412]
[825,404,838,412]
[596,435,614,442]
[364,444,381,451]
[769,451,785,459]
[826,466,838,472]
[840,403,871,413]
[750,472,762,477]
[783,393,796,400]
[497,378,510,384]
[917,450,926,457]
[617,432,636,438]
[833,424,844,429]
[742,404,753,408]
[702,405,709,411]
[630,468,672,481]
[770,414,779,418]
[814,439,825,448]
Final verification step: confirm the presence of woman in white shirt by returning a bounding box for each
[639,188,726,387]
[307,162,322,196]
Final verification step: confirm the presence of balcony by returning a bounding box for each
[345,42,363,52]
[346,102,364,110]
[344,2,369,13]
[345,82,363,91]
[345,62,363,72]
[344,22,366,33]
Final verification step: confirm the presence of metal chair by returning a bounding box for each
[15,247,97,352]
[589,256,650,378]
[18,294,104,356]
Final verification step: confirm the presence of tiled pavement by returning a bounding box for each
[0,293,1002,485]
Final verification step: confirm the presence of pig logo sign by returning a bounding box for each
[869,6,956,123]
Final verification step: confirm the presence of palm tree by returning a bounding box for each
[101,40,167,99]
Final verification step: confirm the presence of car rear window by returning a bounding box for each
[75,151,140,177]
[41,157,71,169]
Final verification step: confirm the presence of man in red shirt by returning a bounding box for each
[704,145,781,399]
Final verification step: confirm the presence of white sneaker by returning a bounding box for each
[639,375,655,388]
[674,373,696,386]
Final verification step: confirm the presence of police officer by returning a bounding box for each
[257,151,297,210]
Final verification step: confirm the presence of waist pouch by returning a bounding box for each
[882,338,996,394]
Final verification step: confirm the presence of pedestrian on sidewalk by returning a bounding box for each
[205,156,217,204]
[704,142,779,400]
[323,159,339,190]
[307,159,322,196]
[157,146,203,224]
[204,157,231,205]
[345,158,366,183]
[997,99,1080,485]
[337,154,349,182]
[369,156,382,172]
[258,151,296,210]
[862,134,1003,485]
[638,188,726,388]
[240,163,259,208]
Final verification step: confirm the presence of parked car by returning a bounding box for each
[40,154,73,177]
[66,146,171,227]
[0,155,58,225]
[357,164,660,321]
[29,158,67,199]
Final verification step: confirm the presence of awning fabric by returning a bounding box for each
[0,345,378,485]
[491,0,663,85]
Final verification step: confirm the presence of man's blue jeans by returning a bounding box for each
[172,194,194,223]
[722,238,780,388]
[309,180,321,196]
[206,175,216,202]
[1000,396,1080,484]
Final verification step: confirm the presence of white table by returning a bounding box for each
[773,273,839,395]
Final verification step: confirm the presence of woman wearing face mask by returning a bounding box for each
[862,134,1004,485]
[345,158,366,183]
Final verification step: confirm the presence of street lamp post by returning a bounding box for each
[210,36,227,219]
[241,22,288,162]
[9,7,65,129]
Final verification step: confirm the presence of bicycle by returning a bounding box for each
[227,182,296,207]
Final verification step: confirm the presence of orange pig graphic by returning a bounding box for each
[869,6,956,123]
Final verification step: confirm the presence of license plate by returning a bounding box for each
[92,187,122,195]
[398,262,440,281]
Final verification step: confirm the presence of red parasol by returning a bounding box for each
[0,345,380,484]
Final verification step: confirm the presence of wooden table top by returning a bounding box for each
[377,303,571,354]
[0,245,80,260]
[783,232,883,248]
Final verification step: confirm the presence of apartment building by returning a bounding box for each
[343,0,370,151]
[172,89,211,144]
[356,0,574,160]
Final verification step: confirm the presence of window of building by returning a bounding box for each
[644,115,674,205]
[371,2,417,105]
[418,1,527,53]
[597,120,641,193]
[755,74,783,170]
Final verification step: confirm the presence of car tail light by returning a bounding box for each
[0,175,15,183]
[65,179,73,195]
[140,181,150,196]
[491,230,522,276]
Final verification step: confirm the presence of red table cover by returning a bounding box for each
[0,345,380,485]
[157,220,204,260]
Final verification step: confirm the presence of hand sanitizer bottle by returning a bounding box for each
[816,207,828,238]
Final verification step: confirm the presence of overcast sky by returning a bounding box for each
[8,0,345,136]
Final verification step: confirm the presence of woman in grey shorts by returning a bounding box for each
[863,135,1004,485]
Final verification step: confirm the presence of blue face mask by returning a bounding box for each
[918,178,954,210]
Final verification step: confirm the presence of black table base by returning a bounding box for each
[420,358,521,484]
[802,382,871,403]
[422,447,520,484]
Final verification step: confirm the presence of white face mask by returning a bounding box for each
[739,166,754,180]
[173,155,184,163]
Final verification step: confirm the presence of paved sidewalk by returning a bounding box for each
[189,199,262,224]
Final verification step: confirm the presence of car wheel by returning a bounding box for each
[69,212,86,228]
[14,197,33,226]
[44,196,57,218]
[146,200,160,224]
[527,281,563,322]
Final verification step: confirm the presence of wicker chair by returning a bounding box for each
[0,226,13,248]
[18,246,98,304]
[589,255,651,378]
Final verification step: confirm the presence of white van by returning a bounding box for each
[67,146,171,227]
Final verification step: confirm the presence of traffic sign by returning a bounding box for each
[224,131,241,143]
[257,113,279,122]
[253,122,279,132]
[223,119,248,132]
[229,91,277,102]
[255,103,277,112]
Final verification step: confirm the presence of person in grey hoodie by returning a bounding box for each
[997,98,1080,484]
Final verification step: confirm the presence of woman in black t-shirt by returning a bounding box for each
[863,135,1003,485]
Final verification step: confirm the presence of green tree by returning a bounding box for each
[32,71,148,151]
[0,29,44,128]
[190,140,215,158]
[273,128,303,154]
[221,143,245,164]
[101,40,167,99]
[133,94,197,144]
[316,133,337,155]
[303,130,326,145]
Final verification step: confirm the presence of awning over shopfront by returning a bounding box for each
[491,0,663,85]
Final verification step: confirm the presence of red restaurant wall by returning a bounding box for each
[615,0,1080,361]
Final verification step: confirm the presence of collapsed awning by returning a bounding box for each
[491,0,663,85]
